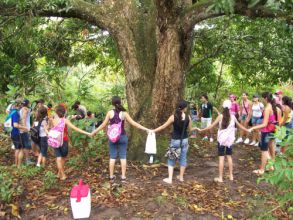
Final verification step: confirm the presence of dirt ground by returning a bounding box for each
[0,134,289,220]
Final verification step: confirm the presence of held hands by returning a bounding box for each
[248,128,253,133]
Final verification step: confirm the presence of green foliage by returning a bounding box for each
[0,168,23,203]
[42,171,57,190]
[258,127,293,212]
[19,166,41,178]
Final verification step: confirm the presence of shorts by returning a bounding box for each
[11,135,23,150]
[167,138,189,167]
[109,135,128,159]
[201,117,212,129]
[259,132,273,151]
[20,133,32,150]
[241,115,247,121]
[218,143,233,156]
[38,137,48,157]
[54,141,69,158]
[251,117,263,125]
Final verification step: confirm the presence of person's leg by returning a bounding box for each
[120,159,127,179]
[22,133,32,163]
[260,151,269,171]
[217,156,224,182]
[37,154,42,167]
[15,149,19,166]
[109,140,118,179]
[56,157,64,179]
[268,138,275,160]
[178,141,188,181]
[109,159,116,179]
[254,133,269,174]
[201,118,208,139]
[227,156,233,180]
[118,135,128,179]
[164,164,174,184]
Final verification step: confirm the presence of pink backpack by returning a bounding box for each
[107,121,122,143]
[48,118,65,148]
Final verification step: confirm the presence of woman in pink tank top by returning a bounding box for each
[249,92,281,175]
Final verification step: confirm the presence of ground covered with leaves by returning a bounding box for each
[0,132,290,220]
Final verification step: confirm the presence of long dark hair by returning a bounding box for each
[282,96,292,109]
[221,107,231,129]
[174,100,188,128]
[262,92,277,119]
[112,96,126,112]
[36,106,48,122]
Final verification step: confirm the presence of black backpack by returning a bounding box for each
[30,121,42,144]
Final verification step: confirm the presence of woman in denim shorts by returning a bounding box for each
[250,95,264,146]
[92,96,149,182]
[154,100,192,184]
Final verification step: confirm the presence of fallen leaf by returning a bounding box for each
[9,204,21,218]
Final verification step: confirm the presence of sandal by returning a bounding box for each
[109,175,116,182]
[214,177,223,183]
[252,169,264,175]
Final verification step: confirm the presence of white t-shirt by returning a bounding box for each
[34,120,47,137]
[252,103,264,118]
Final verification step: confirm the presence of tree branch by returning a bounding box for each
[183,0,293,33]
[0,0,117,31]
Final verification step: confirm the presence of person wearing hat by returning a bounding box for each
[10,99,30,167]
[249,94,264,146]
[20,99,33,165]
[195,100,249,182]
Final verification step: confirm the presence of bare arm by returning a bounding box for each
[197,114,221,132]
[13,122,29,132]
[250,106,270,131]
[154,115,174,133]
[235,118,249,132]
[246,101,253,122]
[188,116,193,131]
[92,111,111,135]
[213,106,220,115]
[65,119,91,136]
[124,112,148,131]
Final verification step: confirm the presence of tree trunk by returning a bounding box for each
[114,22,193,160]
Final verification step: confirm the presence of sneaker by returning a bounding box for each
[244,138,250,144]
[209,138,214,142]
[11,144,15,150]
[235,138,243,144]
[25,159,34,165]
[250,141,256,146]
[254,142,259,147]
[202,136,208,141]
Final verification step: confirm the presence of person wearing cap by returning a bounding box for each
[20,99,33,165]
[250,94,264,146]
[195,100,249,182]
[10,99,30,167]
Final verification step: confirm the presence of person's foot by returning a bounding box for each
[244,138,250,144]
[235,138,243,144]
[11,144,15,150]
[202,136,208,141]
[36,163,41,167]
[109,175,116,182]
[209,138,214,142]
[25,159,34,165]
[254,142,259,147]
[176,175,184,182]
[60,175,67,181]
[163,178,172,184]
[121,176,127,183]
[249,141,256,146]
[253,169,264,175]
[214,177,223,183]
[229,175,234,181]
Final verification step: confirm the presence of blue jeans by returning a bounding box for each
[20,132,32,150]
[168,138,189,167]
[251,116,263,125]
[38,137,48,157]
[109,135,128,159]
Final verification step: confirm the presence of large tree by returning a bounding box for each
[0,0,292,158]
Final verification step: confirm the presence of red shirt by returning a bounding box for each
[63,125,69,141]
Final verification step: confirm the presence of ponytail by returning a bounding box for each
[221,107,230,129]
[262,92,277,119]
[112,96,126,112]
[174,100,188,128]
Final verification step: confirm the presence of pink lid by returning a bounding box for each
[70,179,89,202]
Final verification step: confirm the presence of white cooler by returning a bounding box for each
[70,179,91,219]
